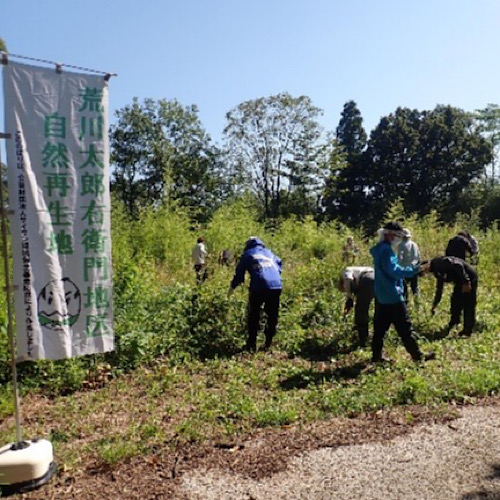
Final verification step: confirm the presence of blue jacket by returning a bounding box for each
[370,240,417,304]
[231,239,282,292]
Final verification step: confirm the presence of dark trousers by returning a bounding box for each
[403,275,419,301]
[449,281,477,334]
[354,274,374,346]
[372,300,422,360]
[247,289,281,349]
[194,264,207,284]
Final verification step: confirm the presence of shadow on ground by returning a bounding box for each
[280,361,368,390]
[415,326,450,342]
[462,463,500,499]
[462,491,500,499]
[292,333,360,362]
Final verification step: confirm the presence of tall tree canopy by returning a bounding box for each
[323,104,491,229]
[336,100,367,156]
[110,98,227,220]
[474,103,500,186]
[223,93,329,218]
[365,105,492,224]
[323,101,368,225]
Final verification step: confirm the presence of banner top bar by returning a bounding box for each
[0,52,117,79]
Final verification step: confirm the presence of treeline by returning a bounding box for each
[110,95,500,230]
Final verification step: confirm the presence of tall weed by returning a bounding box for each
[2,200,500,403]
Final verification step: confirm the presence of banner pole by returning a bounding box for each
[0,132,22,443]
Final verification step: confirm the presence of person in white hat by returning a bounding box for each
[397,228,420,305]
[370,221,434,363]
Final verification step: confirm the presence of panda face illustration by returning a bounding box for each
[37,278,81,330]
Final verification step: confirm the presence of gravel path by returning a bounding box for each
[181,405,500,500]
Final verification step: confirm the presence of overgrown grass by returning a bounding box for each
[0,201,498,468]
[4,329,499,469]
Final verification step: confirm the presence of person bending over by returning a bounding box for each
[228,237,282,352]
[339,266,374,348]
[426,256,478,337]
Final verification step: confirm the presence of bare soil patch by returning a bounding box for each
[14,398,472,500]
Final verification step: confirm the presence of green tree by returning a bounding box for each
[364,105,492,225]
[223,93,329,219]
[110,98,228,220]
[336,100,367,156]
[323,101,368,226]
[0,38,7,52]
[474,104,500,187]
[457,183,500,228]
[363,107,422,226]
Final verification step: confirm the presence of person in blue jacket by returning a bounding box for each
[370,221,434,363]
[228,237,282,352]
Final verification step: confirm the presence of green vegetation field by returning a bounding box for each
[0,199,499,469]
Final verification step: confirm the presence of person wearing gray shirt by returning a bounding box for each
[397,228,420,304]
[339,266,374,347]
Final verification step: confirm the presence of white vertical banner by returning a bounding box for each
[3,61,114,360]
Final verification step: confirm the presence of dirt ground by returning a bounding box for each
[12,400,481,500]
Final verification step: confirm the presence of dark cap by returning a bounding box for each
[383,221,404,232]
[244,236,264,250]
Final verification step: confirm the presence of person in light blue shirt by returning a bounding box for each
[370,222,434,363]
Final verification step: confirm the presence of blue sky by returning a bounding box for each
[1,0,499,144]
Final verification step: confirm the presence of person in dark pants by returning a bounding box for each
[191,236,208,284]
[339,267,374,347]
[218,249,233,266]
[370,222,434,363]
[228,237,282,352]
[426,256,478,337]
[397,228,420,305]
